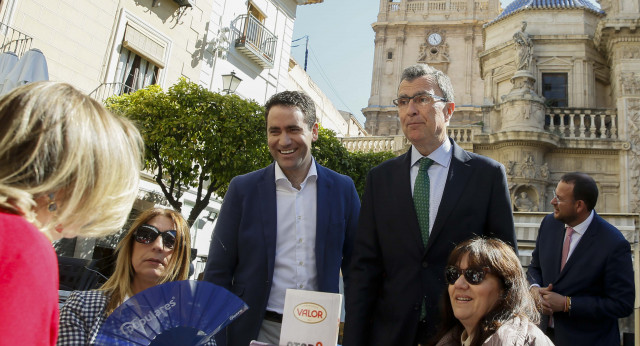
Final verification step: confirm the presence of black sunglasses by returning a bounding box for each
[445,265,489,285]
[133,224,177,250]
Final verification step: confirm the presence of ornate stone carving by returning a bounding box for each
[418,30,449,64]
[521,155,536,178]
[513,21,533,72]
[514,191,535,211]
[504,156,550,181]
[627,99,640,213]
[620,72,640,95]
[512,186,540,212]
[621,47,640,59]
[540,163,549,179]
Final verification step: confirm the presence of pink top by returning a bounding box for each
[0,211,59,345]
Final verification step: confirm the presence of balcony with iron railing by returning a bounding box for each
[231,14,277,69]
[0,21,32,58]
[89,82,135,103]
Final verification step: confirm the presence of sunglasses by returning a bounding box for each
[445,265,489,285]
[133,224,177,250]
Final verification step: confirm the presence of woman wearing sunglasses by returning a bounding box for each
[0,82,143,346]
[431,238,552,346]
[57,208,192,345]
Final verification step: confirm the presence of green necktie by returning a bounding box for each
[414,157,434,248]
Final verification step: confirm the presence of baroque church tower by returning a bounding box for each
[363,0,640,215]
[364,0,501,136]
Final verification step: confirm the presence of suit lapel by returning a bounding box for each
[399,150,426,252]
[426,140,472,254]
[314,163,332,281]
[557,212,599,280]
[259,164,278,278]
[549,221,566,280]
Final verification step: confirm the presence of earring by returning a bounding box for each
[47,193,57,212]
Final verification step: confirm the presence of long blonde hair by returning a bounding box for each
[0,81,143,237]
[100,208,192,315]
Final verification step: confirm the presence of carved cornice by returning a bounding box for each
[549,148,620,155]
[626,98,640,213]
[475,140,556,151]
[594,18,640,52]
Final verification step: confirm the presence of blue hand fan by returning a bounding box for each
[95,280,248,346]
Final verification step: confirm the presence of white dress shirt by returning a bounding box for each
[564,209,594,261]
[409,140,452,235]
[266,160,318,313]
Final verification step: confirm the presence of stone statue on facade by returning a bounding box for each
[540,163,549,179]
[514,191,535,212]
[513,21,533,72]
[521,155,536,178]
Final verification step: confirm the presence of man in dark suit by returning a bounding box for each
[343,64,517,345]
[203,91,360,346]
[527,172,634,346]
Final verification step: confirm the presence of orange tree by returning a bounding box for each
[105,78,270,226]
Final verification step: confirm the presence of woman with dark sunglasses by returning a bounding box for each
[430,238,552,346]
[57,208,192,345]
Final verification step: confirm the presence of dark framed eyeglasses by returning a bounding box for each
[445,265,489,285]
[133,224,177,250]
[392,93,448,108]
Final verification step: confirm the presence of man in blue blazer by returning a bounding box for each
[343,64,517,345]
[527,172,634,346]
[203,91,360,346]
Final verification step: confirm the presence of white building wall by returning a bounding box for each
[2,0,211,94]
[288,58,352,135]
[199,0,303,104]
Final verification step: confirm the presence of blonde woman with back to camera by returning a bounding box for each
[0,81,143,346]
[57,208,193,345]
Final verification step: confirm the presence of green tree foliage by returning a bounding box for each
[105,78,271,226]
[312,127,395,198]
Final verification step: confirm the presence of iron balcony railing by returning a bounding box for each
[0,21,32,58]
[231,14,277,68]
[89,82,135,103]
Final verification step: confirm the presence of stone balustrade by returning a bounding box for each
[340,126,480,153]
[341,135,408,153]
[545,108,617,139]
[387,0,489,13]
[447,126,479,143]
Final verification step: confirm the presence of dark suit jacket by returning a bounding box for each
[343,138,517,346]
[527,212,635,346]
[203,161,360,346]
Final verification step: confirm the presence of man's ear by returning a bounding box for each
[311,122,319,142]
[575,200,587,214]
[444,102,455,123]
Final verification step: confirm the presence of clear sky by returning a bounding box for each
[291,0,516,126]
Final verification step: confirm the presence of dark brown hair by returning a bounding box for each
[431,237,539,346]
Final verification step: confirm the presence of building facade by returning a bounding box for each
[350,0,639,340]
[362,0,640,216]
[0,0,326,275]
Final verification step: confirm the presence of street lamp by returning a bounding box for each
[221,71,242,94]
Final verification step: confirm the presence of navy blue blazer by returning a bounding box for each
[527,212,635,346]
[343,139,517,346]
[203,161,360,346]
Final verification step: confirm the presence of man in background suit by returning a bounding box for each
[343,64,517,345]
[204,91,360,346]
[527,172,634,346]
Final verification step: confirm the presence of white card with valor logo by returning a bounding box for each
[279,289,342,346]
